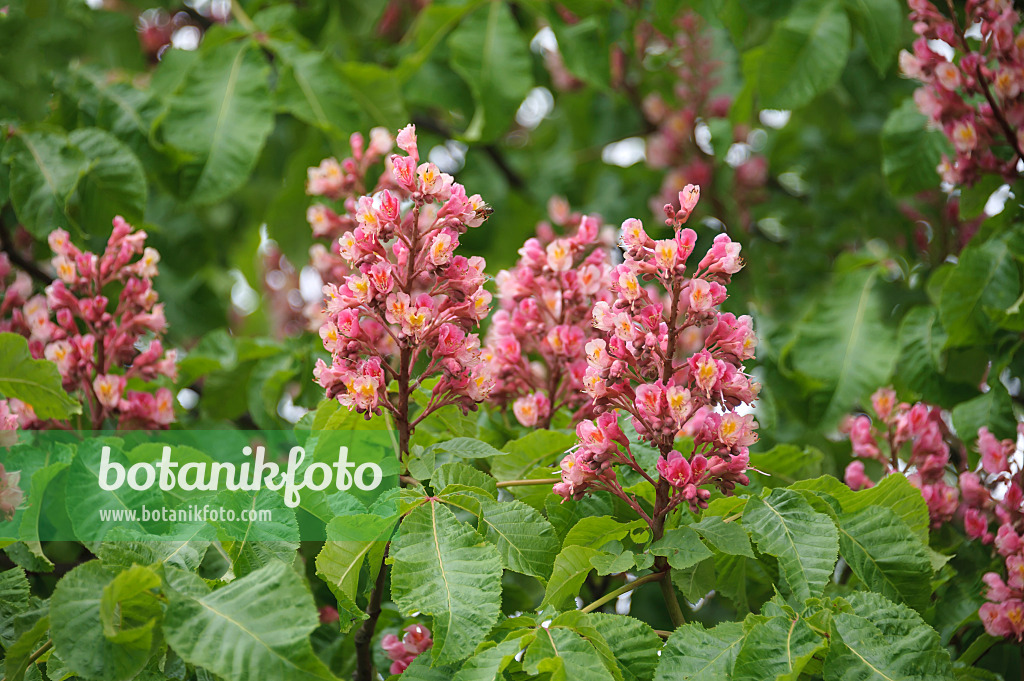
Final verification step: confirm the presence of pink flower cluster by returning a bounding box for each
[843,387,959,526]
[639,12,767,228]
[381,624,432,675]
[958,427,1024,641]
[0,217,176,429]
[483,199,614,428]
[555,187,760,512]
[0,463,22,521]
[901,0,1024,186]
[314,124,494,423]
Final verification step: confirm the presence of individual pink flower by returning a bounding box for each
[844,460,874,491]
[382,624,433,675]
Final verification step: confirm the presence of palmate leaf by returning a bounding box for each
[163,561,336,681]
[837,506,933,611]
[0,333,80,419]
[523,623,619,681]
[390,501,503,665]
[732,614,825,681]
[787,264,897,427]
[161,36,274,205]
[654,621,745,680]
[742,489,839,603]
[826,611,954,680]
[939,235,1021,348]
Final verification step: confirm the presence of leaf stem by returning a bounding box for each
[580,571,665,614]
[495,478,561,488]
[229,0,258,34]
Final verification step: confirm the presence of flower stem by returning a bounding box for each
[580,571,665,614]
[495,478,561,488]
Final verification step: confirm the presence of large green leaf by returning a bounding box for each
[522,624,618,681]
[50,562,160,681]
[788,265,897,427]
[0,333,80,419]
[952,383,1018,443]
[448,1,533,142]
[163,561,336,681]
[895,306,959,402]
[691,516,755,558]
[939,235,1021,347]
[654,621,745,680]
[881,98,951,195]
[0,567,31,649]
[837,506,932,611]
[161,39,274,205]
[451,635,533,681]
[541,545,601,611]
[478,497,559,579]
[732,614,825,681]
[212,488,299,578]
[742,489,839,603]
[3,130,85,237]
[66,127,146,235]
[390,501,503,665]
[842,0,904,75]
[742,0,851,109]
[588,613,661,681]
[826,608,954,680]
[649,526,713,570]
[271,44,362,137]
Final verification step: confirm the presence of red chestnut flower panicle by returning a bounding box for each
[842,386,961,526]
[901,0,1024,186]
[0,217,176,430]
[381,624,432,675]
[958,425,1024,641]
[313,124,493,453]
[483,199,614,429]
[555,185,760,521]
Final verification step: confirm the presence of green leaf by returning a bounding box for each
[748,444,823,488]
[882,98,952,195]
[435,462,498,498]
[51,562,158,681]
[837,506,933,611]
[337,63,408,131]
[826,610,954,680]
[587,613,661,681]
[743,489,839,603]
[491,430,575,481]
[0,567,31,649]
[212,488,300,577]
[939,236,1021,347]
[479,497,559,579]
[523,625,617,681]
[452,635,533,681]
[15,461,68,572]
[959,175,1004,220]
[563,516,647,550]
[649,526,713,570]
[842,0,904,75]
[448,1,533,142]
[66,128,146,235]
[895,306,957,401]
[952,383,1018,443]
[271,45,362,137]
[0,333,80,419]
[590,551,637,576]
[163,561,336,681]
[162,39,274,205]
[542,545,600,611]
[732,614,825,681]
[788,265,897,427]
[3,613,49,681]
[691,516,755,558]
[742,0,851,109]
[3,130,86,237]
[391,501,503,665]
[654,621,745,681]
[672,557,716,602]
